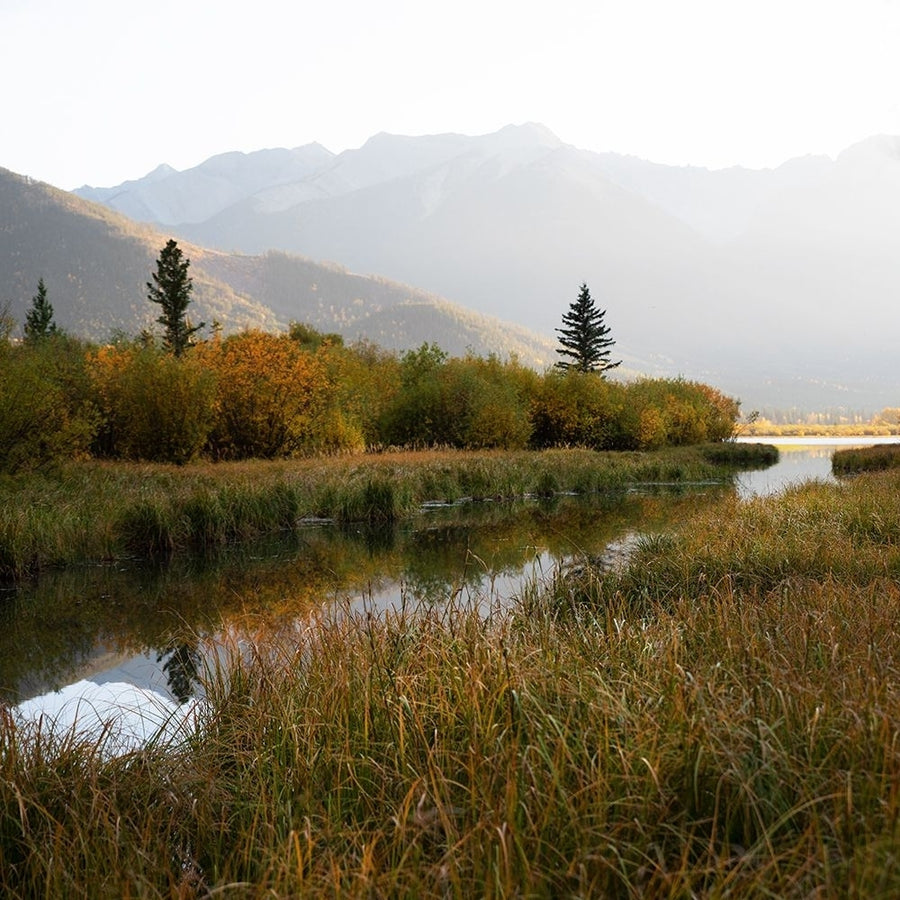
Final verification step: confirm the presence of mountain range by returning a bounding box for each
[0,168,556,366]
[73,124,900,414]
[4,123,899,415]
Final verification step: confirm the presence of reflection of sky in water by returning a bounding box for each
[735,437,900,499]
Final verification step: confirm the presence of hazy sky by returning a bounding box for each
[3,0,900,190]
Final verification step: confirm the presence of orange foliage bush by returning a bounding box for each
[198,331,329,459]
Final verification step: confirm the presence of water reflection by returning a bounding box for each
[735,444,836,498]
[158,643,203,704]
[735,436,899,499]
[0,486,728,704]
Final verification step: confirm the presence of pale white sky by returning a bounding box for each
[3,0,900,190]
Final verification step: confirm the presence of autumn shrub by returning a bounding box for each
[310,338,400,451]
[621,378,739,448]
[88,344,216,463]
[528,374,739,451]
[0,335,96,472]
[693,381,741,440]
[198,331,329,459]
[529,370,626,449]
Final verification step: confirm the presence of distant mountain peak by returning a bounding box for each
[75,162,176,193]
[836,133,900,165]
[496,121,562,144]
[145,163,177,180]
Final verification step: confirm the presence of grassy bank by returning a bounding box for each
[563,467,900,604]
[0,443,772,580]
[4,469,900,896]
[832,442,900,475]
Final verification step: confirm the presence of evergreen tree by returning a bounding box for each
[555,283,620,374]
[24,277,58,341]
[147,239,204,356]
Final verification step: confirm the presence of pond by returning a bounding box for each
[734,435,899,498]
[2,488,723,708]
[7,438,894,751]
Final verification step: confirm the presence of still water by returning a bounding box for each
[735,435,899,498]
[6,439,893,747]
[1,489,722,706]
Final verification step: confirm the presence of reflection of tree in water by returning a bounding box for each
[4,490,726,701]
[157,642,201,703]
[401,527,487,602]
[338,521,399,556]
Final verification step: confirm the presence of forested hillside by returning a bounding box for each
[0,168,555,364]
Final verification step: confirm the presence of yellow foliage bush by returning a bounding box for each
[88,344,215,463]
[198,331,329,459]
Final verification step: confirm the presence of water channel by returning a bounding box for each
[5,438,895,750]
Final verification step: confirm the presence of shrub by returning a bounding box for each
[198,331,329,459]
[620,378,739,449]
[312,339,400,451]
[441,354,535,449]
[378,343,449,446]
[529,371,626,449]
[379,349,535,450]
[88,344,216,463]
[0,335,96,472]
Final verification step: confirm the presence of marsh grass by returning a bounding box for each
[554,470,900,608]
[832,443,900,475]
[0,445,768,579]
[5,559,900,896]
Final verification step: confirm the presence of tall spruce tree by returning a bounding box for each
[555,283,620,374]
[147,239,204,356]
[24,277,58,341]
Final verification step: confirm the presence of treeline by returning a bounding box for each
[0,323,739,471]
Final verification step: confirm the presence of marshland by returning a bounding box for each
[3,325,900,897]
[6,448,900,896]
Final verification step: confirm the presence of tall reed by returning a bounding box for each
[0,445,769,579]
[5,565,900,896]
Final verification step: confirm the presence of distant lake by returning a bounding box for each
[734,435,899,499]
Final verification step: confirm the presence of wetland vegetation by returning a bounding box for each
[0,443,771,580]
[832,442,900,475]
[5,468,900,897]
[14,306,892,897]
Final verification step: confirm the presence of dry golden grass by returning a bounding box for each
[4,470,900,896]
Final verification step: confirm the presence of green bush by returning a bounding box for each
[89,344,216,463]
[0,336,96,472]
[378,348,534,449]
